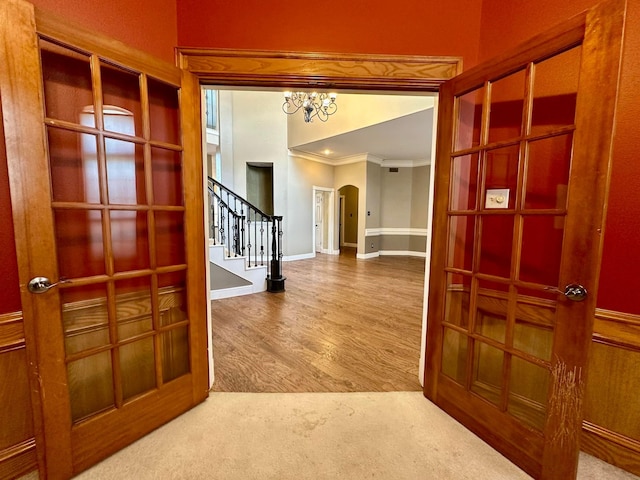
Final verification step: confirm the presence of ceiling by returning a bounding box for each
[288,109,435,165]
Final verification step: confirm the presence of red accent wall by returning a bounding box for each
[477,0,640,313]
[30,0,178,63]
[175,0,484,66]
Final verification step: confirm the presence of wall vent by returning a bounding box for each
[388,167,399,173]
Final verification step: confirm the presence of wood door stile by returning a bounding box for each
[1,0,72,476]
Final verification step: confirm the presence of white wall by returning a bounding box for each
[381,167,414,228]
[227,91,288,211]
[287,154,334,256]
[411,165,430,229]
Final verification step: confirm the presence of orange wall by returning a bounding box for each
[176,0,484,65]
[478,0,640,313]
[30,0,178,63]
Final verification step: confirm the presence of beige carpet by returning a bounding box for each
[75,392,638,480]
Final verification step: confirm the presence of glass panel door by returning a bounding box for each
[40,39,192,422]
[442,52,581,432]
[424,5,626,472]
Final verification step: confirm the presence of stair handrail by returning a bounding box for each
[207,176,285,292]
[209,188,243,257]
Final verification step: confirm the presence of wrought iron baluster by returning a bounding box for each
[226,191,231,257]
[207,176,284,292]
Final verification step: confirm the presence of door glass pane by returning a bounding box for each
[155,212,186,267]
[158,271,187,326]
[447,215,475,272]
[40,40,93,125]
[450,154,479,211]
[152,147,183,206]
[101,63,143,137]
[514,319,554,363]
[524,135,572,210]
[442,328,468,385]
[148,78,180,145]
[475,280,509,344]
[520,216,563,286]
[444,273,471,328]
[55,209,105,278]
[508,357,550,430]
[479,215,513,278]
[105,138,146,205]
[62,284,110,355]
[484,144,519,210]
[531,46,582,134]
[110,211,150,273]
[454,87,484,152]
[115,276,153,341]
[514,287,556,362]
[68,351,114,422]
[488,69,526,144]
[48,128,101,204]
[161,326,190,382]
[471,341,504,406]
[120,338,156,401]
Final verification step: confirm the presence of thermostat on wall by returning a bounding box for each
[485,189,510,209]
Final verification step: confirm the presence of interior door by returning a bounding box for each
[315,192,324,252]
[424,1,625,479]
[0,1,208,478]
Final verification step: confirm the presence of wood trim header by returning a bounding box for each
[177,48,462,91]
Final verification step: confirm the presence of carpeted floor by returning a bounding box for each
[74,392,638,480]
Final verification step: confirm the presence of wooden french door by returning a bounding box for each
[424,1,625,479]
[0,1,208,478]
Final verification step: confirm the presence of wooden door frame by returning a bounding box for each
[177,48,462,92]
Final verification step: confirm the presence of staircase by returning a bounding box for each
[208,177,285,299]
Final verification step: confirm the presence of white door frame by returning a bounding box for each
[419,97,439,387]
[339,194,346,248]
[312,186,337,255]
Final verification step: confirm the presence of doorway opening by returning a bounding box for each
[247,162,274,215]
[201,86,438,395]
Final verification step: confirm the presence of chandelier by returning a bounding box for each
[282,91,338,123]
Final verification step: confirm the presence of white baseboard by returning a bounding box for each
[319,248,342,255]
[357,252,380,259]
[283,252,316,262]
[211,285,255,300]
[379,250,427,258]
[342,242,357,248]
[365,228,429,236]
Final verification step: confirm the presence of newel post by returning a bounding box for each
[267,216,286,292]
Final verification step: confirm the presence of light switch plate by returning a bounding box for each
[485,188,510,209]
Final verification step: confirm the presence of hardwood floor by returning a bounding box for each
[210,248,425,392]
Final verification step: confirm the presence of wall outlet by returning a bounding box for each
[485,188,510,209]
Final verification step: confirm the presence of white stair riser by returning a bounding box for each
[209,244,267,297]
